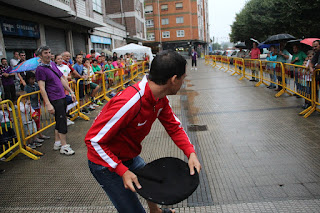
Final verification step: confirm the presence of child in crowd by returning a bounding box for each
[91,59,103,106]
[302,50,315,109]
[105,58,115,88]
[0,103,17,153]
[19,93,41,149]
[83,58,100,110]
[24,72,50,140]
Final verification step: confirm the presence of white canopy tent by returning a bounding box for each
[113,43,154,63]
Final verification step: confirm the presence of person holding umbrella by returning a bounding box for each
[275,42,290,91]
[85,50,201,213]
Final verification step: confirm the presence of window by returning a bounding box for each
[161,4,168,11]
[176,2,183,9]
[177,30,185,37]
[176,16,184,24]
[147,33,155,41]
[162,31,170,38]
[92,0,102,13]
[162,18,169,25]
[145,5,153,14]
[146,19,154,27]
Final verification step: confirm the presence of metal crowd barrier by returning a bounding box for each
[206,55,320,118]
[0,100,39,161]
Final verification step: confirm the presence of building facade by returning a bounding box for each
[143,0,210,57]
[105,0,146,44]
[0,0,127,59]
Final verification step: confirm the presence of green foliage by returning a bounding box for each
[230,0,320,43]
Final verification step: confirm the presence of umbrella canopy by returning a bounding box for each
[264,33,296,44]
[235,42,246,48]
[250,38,260,44]
[286,39,311,55]
[10,57,40,73]
[113,43,154,62]
[134,157,199,205]
[301,38,320,47]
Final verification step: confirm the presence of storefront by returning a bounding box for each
[73,32,87,55]
[45,26,67,55]
[0,17,39,59]
[90,35,112,53]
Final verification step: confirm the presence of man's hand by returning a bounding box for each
[71,93,76,102]
[46,103,55,114]
[188,152,201,175]
[122,170,142,192]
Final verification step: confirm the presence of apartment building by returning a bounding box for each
[0,0,127,59]
[144,0,210,57]
[105,0,146,44]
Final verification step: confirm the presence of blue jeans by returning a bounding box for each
[88,156,146,213]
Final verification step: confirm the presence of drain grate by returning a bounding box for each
[187,124,208,132]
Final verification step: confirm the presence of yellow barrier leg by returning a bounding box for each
[79,112,90,121]
[25,146,44,156]
[303,105,316,118]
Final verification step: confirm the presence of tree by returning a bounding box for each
[230,0,320,43]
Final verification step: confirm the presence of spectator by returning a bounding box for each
[303,50,315,109]
[35,46,76,155]
[85,50,200,213]
[0,103,17,157]
[73,54,89,114]
[83,58,100,110]
[91,59,103,106]
[309,40,320,74]
[105,58,115,87]
[112,58,124,83]
[80,50,86,59]
[0,58,16,103]
[275,42,290,91]
[61,51,82,80]
[90,50,96,59]
[9,51,20,67]
[17,52,27,91]
[191,48,198,71]
[249,42,260,81]
[97,56,104,69]
[24,72,50,140]
[19,93,42,149]
[112,52,117,62]
[266,46,278,89]
[291,44,307,95]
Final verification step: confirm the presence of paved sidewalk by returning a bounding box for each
[1,59,320,212]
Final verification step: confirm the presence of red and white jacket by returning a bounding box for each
[85,75,195,176]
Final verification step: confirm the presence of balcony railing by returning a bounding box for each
[57,0,70,5]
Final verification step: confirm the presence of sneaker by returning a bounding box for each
[40,135,50,139]
[249,78,256,81]
[195,68,197,71]
[67,119,75,126]
[27,143,36,149]
[191,67,194,70]
[88,105,95,111]
[92,103,99,107]
[34,142,42,147]
[97,100,103,106]
[53,141,61,150]
[60,144,75,155]
[34,138,44,143]
[81,107,90,114]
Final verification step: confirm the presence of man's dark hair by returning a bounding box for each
[36,46,50,56]
[92,59,98,63]
[13,51,19,55]
[1,58,7,62]
[107,57,112,62]
[149,50,187,85]
[76,54,83,58]
[90,49,95,54]
[19,51,25,56]
[313,40,320,45]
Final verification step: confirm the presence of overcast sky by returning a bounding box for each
[208,0,248,43]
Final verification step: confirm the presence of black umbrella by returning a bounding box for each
[134,157,199,205]
[264,33,296,44]
[285,39,312,55]
[235,42,246,48]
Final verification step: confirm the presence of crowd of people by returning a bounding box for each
[0,46,150,156]
[235,40,320,109]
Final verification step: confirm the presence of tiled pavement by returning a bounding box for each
[0,59,320,212]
